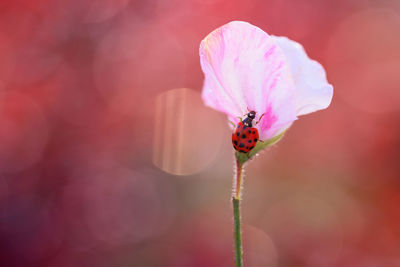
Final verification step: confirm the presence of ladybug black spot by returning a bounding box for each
[241,134,246,138]
[234,140,238,145]
[239,150,246,153]
[246,146,249,149]
[248,140,252,143]
[254,138,258,142]
[239,143,245,148]
[253,131,255,134]
[250,146,254,150]
[248,130,251,134]
[236,132,240,137]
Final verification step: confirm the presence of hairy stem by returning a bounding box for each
[232,160,243,267]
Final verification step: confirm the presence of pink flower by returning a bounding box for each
[199,21,333,142]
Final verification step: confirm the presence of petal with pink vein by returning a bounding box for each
[200,21,298,140]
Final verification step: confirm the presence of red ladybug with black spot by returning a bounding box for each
[232,111,263,153]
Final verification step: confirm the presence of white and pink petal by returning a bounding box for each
[271,36,333,116]
[199,21,298,140]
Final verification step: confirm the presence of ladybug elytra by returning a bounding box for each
[232,111,263,153]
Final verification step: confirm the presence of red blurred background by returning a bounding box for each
[0,0,400,266]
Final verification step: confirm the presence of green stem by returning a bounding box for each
[232,160,243,267]
[231,131,285,265]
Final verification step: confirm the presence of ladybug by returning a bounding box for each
[232,111,263,153]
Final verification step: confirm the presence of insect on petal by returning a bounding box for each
[200,21,298,140]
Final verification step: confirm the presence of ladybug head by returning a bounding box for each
[247,111,256,119]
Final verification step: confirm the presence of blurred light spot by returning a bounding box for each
[326,9,400,114]
[0,10,63,86]
[165,207,234,267]
[264,0,331,39]
[10,45,63,86]
[93,19,186,115]
[47,64,106,126]
[243,225,278,267]
[261,194,344,264]
[63,161,176,246]
[84,0,130,23]
[153,88,225,176]
[0,92,48,173]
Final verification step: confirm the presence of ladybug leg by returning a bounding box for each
[255,113,265,125]
[229,121,236,128]
[236,116,243,122]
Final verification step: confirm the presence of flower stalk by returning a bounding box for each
[231,131,285,267]
[232,159,244,267]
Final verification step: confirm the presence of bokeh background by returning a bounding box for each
[0,0,400,266]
